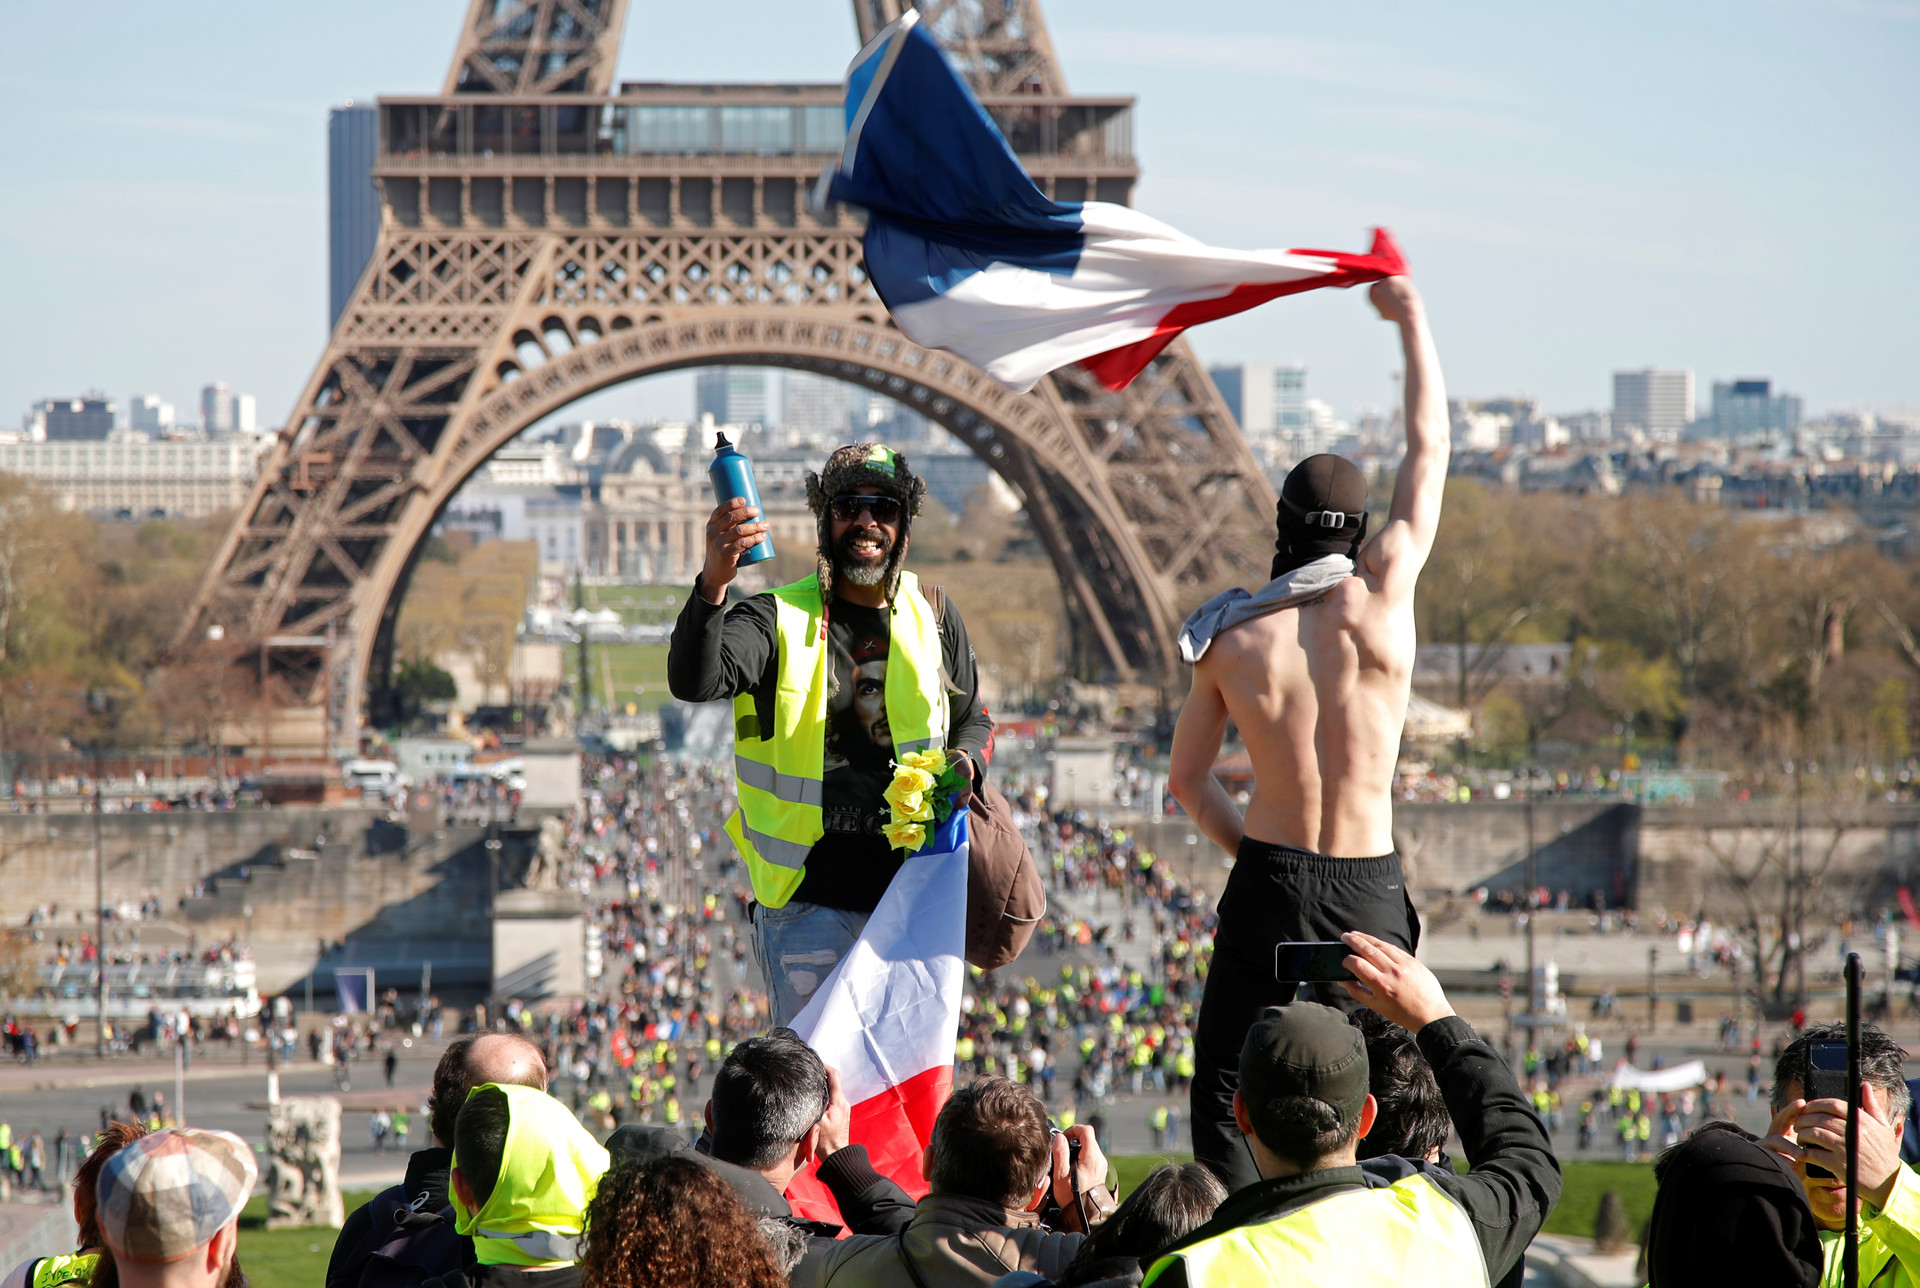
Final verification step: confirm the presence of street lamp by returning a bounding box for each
[87,687,116,1059]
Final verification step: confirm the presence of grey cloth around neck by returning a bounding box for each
[1177,555,1355,664]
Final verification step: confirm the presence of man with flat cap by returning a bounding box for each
[1143,932,1557,1288]
[92,1127,258,1288]
[1170,274,1449,1191]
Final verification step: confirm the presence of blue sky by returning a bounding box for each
[1,0,1914,431]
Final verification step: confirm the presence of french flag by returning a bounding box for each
[821,11,1408,394]
[783,808,969,1221]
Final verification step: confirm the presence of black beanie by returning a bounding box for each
[1645,1123,1822,1287]
[1273,454,1367,579]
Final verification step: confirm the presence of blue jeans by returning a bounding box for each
[753,900,869,1028]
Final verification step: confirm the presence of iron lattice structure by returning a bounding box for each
[183,0,1276,748]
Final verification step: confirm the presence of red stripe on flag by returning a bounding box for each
[1079,227,1410,391]
[782,1063,954,1228]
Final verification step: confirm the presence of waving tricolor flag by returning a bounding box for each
[783,808,970,1221]
[819,11,1408,394]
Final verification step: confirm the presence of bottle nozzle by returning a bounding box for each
[714,431,732,451]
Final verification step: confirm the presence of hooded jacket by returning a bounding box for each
[449,1085,609,1273]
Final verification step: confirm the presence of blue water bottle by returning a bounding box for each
[708,431,775,566]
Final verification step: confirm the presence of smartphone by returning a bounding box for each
[1804,1041,1849,1179]
[1807,1041,1849,1103]
[1275,941,1356,983]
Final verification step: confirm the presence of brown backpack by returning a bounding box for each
[921,584,1047,971]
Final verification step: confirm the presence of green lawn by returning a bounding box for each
[597,643,672,712]
[237,1191,374,1288]
[585,584,690,625]
[235,1160,1657,1288]
[1541,1160,1655,1241]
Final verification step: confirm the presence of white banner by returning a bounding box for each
[1609,1060,1709,1093]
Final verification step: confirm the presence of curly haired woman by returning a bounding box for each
[581,1156,785,1288]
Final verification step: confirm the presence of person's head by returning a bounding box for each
[1232,1003,1378,1176]
[923,1075,1053,1209]
[1058,1163,1224,1286]
[429,1032,548,1148]
[1770,1023,1911,1230]
[581,1155,786,1288]
[93,1128,256,1288]
[1350,1010,1450,1162]
[74,1119,151,1249]
[1273,453,1367,578]
[705,1029,830,1183]
[1646,1122,1822,1287]
[451,1084,611,1268]
[804,443,927,603]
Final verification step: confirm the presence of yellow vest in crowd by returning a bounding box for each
[725,571,948,908]
[1144,1172,1486,1288]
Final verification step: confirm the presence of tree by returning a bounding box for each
[394,658,458,726]
[1703,799,1868,1012]
[1419,480,1579,708]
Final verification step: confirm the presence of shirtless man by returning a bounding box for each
[1169,275,1447,1191]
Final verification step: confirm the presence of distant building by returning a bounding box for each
[1210,363,1275,434]
[35,396,116,442]
[1612,369,1694,439]
[1277,365,1306,439]
[235,393,257,433]
[780,371,849,446]
[441,484,587,572]
[694,367,768,428]
[917,450,992,513]
[202,383,235,433]
[127,395,175,436]
[0,438,271,517]
[328,102,381,331]
[1706,378,1802,442]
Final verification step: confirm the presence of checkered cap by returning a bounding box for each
[96,1128,258,1262]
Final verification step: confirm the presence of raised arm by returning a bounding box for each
[1168,660,1244,857]
[1359,278,1448,601]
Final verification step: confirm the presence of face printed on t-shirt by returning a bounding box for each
[852,659,890,747]
[827,628,892,770]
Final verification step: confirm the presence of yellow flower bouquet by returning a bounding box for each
[882,748,971,852]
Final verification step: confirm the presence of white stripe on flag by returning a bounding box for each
[891,202,1348,392]
[789,818,969,1106]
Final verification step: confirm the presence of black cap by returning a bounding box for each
[1239,1003,1369,1119]
[1274,453,1367,577]
[1646,1124,1820,1286]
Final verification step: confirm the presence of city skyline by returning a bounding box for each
[1,0,1914,432]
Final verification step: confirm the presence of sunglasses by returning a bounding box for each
[829,494,903,524]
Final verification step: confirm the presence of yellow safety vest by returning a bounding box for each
[726,571,948,908]
[28,1253,98,1288]
[1143,1173,1487,1288]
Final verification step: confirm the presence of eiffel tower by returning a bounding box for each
[182,0,1276,750]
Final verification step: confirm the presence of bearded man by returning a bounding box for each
[669,443,994,1026]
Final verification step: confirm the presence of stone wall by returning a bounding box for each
[1138,800,1920,919]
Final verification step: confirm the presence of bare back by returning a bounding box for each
[1168,276,1446,865]
[1202,570,1415,856]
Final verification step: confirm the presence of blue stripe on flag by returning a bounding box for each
[830,17,1087,309]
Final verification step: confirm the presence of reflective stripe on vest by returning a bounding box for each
[478,1229,580,1263]
[1143,1173,1488,1288]
[726,570,949,909]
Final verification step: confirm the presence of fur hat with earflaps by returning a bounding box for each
[804,443,928,608]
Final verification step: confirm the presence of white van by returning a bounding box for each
[343,759,408,800]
